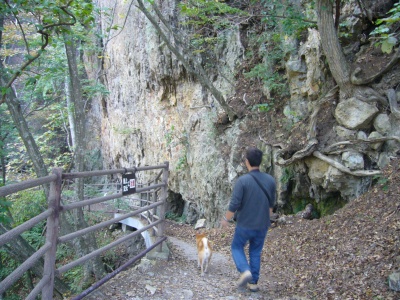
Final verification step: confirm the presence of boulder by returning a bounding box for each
[195,218,206,230]
[296,203,314,220]
[378,152,391,169]
[334,98,379,129]
[341,151,364,170]
[368,131,384,150]
[388,271,400,291]
[335,126,357,139]
[373,113,391,135]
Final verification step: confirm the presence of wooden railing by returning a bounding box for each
[0,162,169,300]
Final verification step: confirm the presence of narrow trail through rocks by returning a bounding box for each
[82,235,296,300]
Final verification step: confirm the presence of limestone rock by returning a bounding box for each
[334,97,379,129]
[286,59,305,77]
[145,284,157,295]
[305,157,330,186]
[335,126,357,139]
[388,271,400,291]
[373,113,391,135]
[195,218,206,230]
[378,152,391,169]
[341,151,364,170]
[305,157,371,201]
[368,131,384,150]
[296,203,314,220]
[357,130,368,140]
[387,114,400,154]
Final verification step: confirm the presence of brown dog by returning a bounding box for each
[195,232,213,276]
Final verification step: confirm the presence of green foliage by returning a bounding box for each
[21,222,46,250]
[1,0,106,179]
[10,189,46,226]
[179,0,247,56]
[260,0,314,37]
[373,174,390,192]
[370,2,400,53]
[0,197,12,225]
[112,126,141,135]
[56,243,74,261]
[81,79,110,98]
[0,249,22,300]
[179,0,245,28]
[252,103,271,112]
[0,104,18,181]
[280,167,294,184]
[243,32,290,98]
[244,0,312,102]
[176,152,187,171]
[285,195,346,218]
[165,211,186,223]
[61,265,85,294]
[165,126,189,170]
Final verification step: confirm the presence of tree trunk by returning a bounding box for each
[0,78,50,196]
[65,77,76,150]
[63,29,105,282]
[0,224,70,298]
[1,142,5,184]
[317,0,354,98]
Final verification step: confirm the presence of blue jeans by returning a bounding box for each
[231,225,268,284]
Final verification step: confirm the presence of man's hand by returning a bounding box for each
[220,211,235,228]
[220,218,230,228]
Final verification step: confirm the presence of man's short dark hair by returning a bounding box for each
[245,147,263,167]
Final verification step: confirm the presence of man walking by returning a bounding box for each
[221,147,276,292]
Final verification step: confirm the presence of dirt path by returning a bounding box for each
[82,236,292,300]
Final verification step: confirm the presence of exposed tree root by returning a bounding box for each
[313,151,381,176]
[274,85,399,176]
[322,136,400,154]
[275,138,318,166]
[351,46,400,86]
[275,87,338,166]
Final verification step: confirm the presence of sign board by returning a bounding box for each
[122,172,136,195]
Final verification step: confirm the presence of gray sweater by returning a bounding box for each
[228,170,276,230]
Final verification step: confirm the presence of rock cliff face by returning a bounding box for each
[87,0,400,226]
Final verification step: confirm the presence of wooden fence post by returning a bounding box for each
[157,162,169,252]
[42,168,62,299]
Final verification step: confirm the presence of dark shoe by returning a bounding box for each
[237,270,252,288]
[247,283,260,292]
